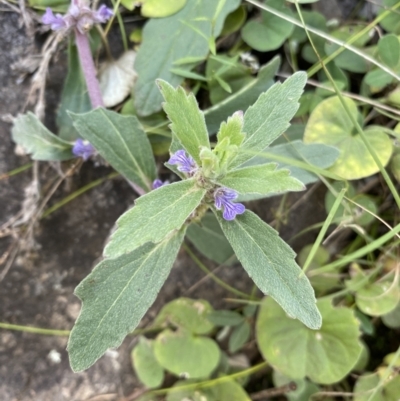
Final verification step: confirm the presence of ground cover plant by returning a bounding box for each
[1,0,400,400]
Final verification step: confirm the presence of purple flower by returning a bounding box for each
[42,8,66,30]
[42,4,113,32]
[94,5,114,23]
[152,179,169,189]
[72,138,96,161]
[168,150,197,174]
[214,187,245,221]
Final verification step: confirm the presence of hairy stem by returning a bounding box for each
[74,29,104,108]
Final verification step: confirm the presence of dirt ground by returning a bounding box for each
[0,4,354,400]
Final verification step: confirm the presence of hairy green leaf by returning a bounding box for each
[218,164,305,195]
[158,80,210,163]
[215,210,321,329]
[134,0,241,116]
[68,231,185,372]
[70,108,156,192]
[230,72,307,168]
[12,112,73,161]
[104,179,206,258]
[57,41,91,141]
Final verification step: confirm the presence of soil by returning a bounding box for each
[0,10,329,401]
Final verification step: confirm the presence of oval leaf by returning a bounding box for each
[104,179,206,258]
[215,210,321,330]
[70,108,156,191]
[68,230,185,372]
[12,112,73,161]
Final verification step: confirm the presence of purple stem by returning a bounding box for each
[74,28,104,108]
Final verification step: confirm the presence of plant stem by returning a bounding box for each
[74,28,104,108]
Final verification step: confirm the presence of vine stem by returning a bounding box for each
[74,28,104,108]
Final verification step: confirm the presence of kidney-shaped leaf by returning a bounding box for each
[68,230,185,372]
[154,329,220,379]
[154,298,215,335]
[215,210,321,330]
[304,96,393,179]
[241,0,294,51]
[132,337,164,388]
[104,179,206,258]
[12,112,73,161]
[70,108,156,191]
[256,298,362,384]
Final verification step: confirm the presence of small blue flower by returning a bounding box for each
[42,8,66,30]
[94,5,114,22]
[168,150,197,174]
[214,187,245,221]
[72,138,96,161]
[152,179,169,190]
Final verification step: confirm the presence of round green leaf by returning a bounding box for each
[379,0,400,34]
[140,0,186,18]
[353,341,370,372]
[298,244,340,294]
[390,150,400,183]
[382,300,400,328]
[378,34,400,68]
[154,298,215,335]
[356,278,400,317]
[131,337,164,389]
[325,182,377,226]
[273,370,320,401]
[364,69,393,93]
[304,96,393,179]
[221,5,247,36]
[256,298,362,384]
[241,0,294,51]
[354,372,400,401]
[166,379,251,401]
[154,329,220,379]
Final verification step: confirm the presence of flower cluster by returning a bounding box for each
[169,150,245,221]
[72,138,96,161]
[42,2,113,34]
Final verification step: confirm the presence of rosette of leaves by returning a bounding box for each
[67,71,322,372]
